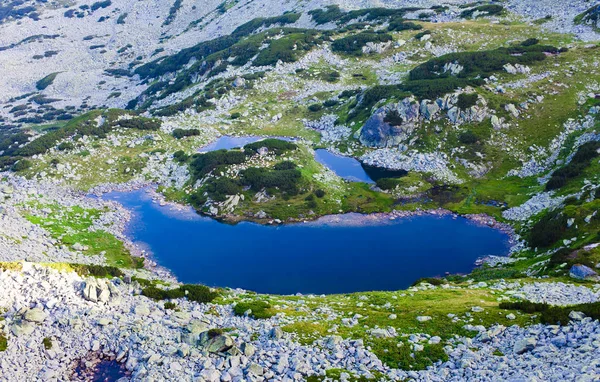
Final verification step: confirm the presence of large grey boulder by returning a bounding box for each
[359,109,406,148]
[569,264,598,280]
[514,337,537,354]
[198,331,234,354]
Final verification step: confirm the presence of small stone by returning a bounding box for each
[514,337,537,354]
[24,308,47,323]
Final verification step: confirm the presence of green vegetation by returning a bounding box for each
[141,284,218,303]
[574,5,600,31]
[36,72,59,91]
[24,203,142,268]
[0,334,6,352]
[456,93,478,110]
[90,0,111,12]
[308,6,421,26]
[501,300,600,325]
[244,139,297,155]
[331,32,393,56]
[405,40,561,98]
[233,300,275,319]
[189,150,246,179]
[241,166,301,194]
[173,129,201,139]
[546,141,600,191]
[69,263,125,278]
[42,337,53,350]
[12,159,31,172]
[460,4,504,19]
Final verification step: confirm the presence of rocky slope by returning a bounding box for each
[0,0,600,380]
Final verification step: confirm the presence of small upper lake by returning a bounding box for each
[314,149,375,183]
[103,189,510,295]
[199,136,406,183]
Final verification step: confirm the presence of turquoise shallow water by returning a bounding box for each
[104,189,511,294]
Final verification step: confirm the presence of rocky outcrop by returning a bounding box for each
[569,264,599,280]
[359,93,489,149]
[83,277,120,304]
[359,108,413,148]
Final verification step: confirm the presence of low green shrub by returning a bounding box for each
[500,300,600,325]
[173,129,200,139]
[173,150,189,163]
[529,210,568,248]
[71,264,124,278]
[189,150,246,179]
[376,178,403,190]
[308,104,323,112]
[142,284,218,303]
[12,159,32,172]
[233,301,274,319]
[116,118,160,131]
[57,141,75,151]
[458,131,478,144]
[244,139,297,155]
[43,337,53,350]
[411,277,444,286]
[332,32,393,56]
[456,93,478,109]
[546,141,600,191]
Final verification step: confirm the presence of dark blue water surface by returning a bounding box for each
[105,189,510,294]
[314,149,375,183]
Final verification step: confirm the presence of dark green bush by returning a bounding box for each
[42,337,52,350]
[173,128,200,139]
[458,131,478,144]
[500,300,600,325]
[331,32,393,56]
[241,167,301,193]
[461,4,504,19]
[12,159,31,172]
[376,178,402,190]
[244,139,297,155]
[204,177,242,201]
[142,284,218,303]
[456,93,478,109]
[71,264,124,278]
[323,99,339,107]
[91,0,111,12]
[273,161,297,170]
[116,118,160,131]
[546,141,600,191]
[173,150,189,163]
[57,141,74,151]
[383,110,403,126]
[529,211,568,248]
[388,19,423,32]
[314,189,326,198]
[308,104,323,112]
[189,150,246,179]
[36,72,59,90]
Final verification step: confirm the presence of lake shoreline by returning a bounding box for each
[93,183,517,294]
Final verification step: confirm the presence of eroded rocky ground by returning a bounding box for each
[0,0,600,380]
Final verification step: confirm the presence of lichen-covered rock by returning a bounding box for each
[569,264,598,280]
